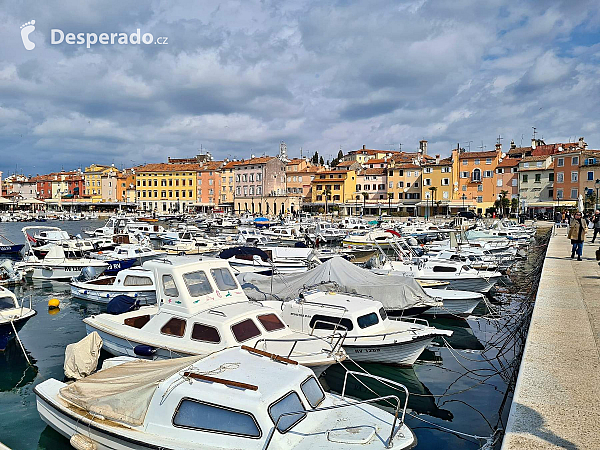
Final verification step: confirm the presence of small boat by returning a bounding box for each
[421,287,483,317]
[0,287,36,348]
[70,267,156,304]
[16,243,108,281]
[0,235,24,255]
[90,244,162,274]
[35,346,416,449]
[265,289,451,365]
[0,260,30,285]
[254,216,270,228]
[84,258,345,376]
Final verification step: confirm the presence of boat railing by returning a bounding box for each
[264,376,408,449]
[392,316,430,327]
[252,331,346,359]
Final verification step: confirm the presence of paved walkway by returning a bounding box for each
[503,226,600,449]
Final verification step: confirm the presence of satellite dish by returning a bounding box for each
[453,181,458,185]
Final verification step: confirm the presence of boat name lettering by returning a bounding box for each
[353,348,381,353]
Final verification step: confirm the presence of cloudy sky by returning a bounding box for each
[1,0,599,176]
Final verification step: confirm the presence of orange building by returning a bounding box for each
[197,161,223,210]
[451,147,501,214]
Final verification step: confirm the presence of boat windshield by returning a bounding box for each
[300,377,325,408]
[269,391,306,433]
[357,312,379,329]
[0,296,16,311]
[183,271,214,297]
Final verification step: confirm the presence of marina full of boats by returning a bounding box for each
[0,214,546,450]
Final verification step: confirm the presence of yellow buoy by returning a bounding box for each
[48,298,60,309]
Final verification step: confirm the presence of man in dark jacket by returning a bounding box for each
[591,210,600,243]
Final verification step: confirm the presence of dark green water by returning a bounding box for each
[0,220,544,449]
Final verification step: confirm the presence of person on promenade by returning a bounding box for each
[568,211,587,261]
[591,210,600,243]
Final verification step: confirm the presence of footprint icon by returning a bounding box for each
[20,20,36,50]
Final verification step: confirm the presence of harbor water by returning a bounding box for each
[0,220,550,449]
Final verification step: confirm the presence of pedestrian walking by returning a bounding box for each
[568,211,588,261]
[592,210,600,243]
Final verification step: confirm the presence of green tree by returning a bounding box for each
[312,151,319,164]
[319,156,324,166]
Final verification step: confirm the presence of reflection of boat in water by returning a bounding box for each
[324,362,453,421]
[428,318,485,351]
[0,338,37,391]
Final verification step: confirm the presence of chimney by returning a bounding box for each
[578,137,587,149]
[419,140,428,155]
[510,140,516,150]
[495,142,502,151]
[362,144,366,150]
[435,154,440,164]
[531,138,536,150]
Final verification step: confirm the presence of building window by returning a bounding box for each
[477,196,483,203]
[486,158,492,165]
[462,185,467,191]
[588,171,594,181]
[397,181,404,188]
[571,172,578,182]
[477,184,483,192]
[557,158,564,167]
[549,173,554,182]
[496,168,504,174]
[424,167,432,173]
[548,189,553,197]
[522,174,528,183]
[474,159,480,165]
[443,191,449,199]
[462,160,468,165]
[512,179,517,187]
[535,174,541,183]
[424,178,431,186]
[497,179,502,187]
[571,188,578,199]
[442,167,451,173]
[356,184,361,191]
[441,178,449,186]
[460,171,468,178]
[406,183,411,188]
[484,170,493,178]
[523,162,529,168]
[556,189,563,199]
[572,156,579,165]
[472,168,481,182]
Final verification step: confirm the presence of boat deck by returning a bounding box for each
[503,227,600,449]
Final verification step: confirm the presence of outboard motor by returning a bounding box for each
[74,266,96,282]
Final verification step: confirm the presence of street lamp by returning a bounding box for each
[595,179,600,211]
[461,193,466,211]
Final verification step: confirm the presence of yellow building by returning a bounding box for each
[421,156,453,215]
[83,164,114,203]
[311,169,357,205]
[135,163,200,212]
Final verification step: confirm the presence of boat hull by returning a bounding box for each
[0,244,24,254]
[420,276,500,293]
[70,285,156,304]
[343,336,434,365]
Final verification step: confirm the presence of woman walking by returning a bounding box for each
[568,211,587,261]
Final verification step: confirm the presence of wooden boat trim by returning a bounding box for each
[241,345,298,365]
[183,372,258,391]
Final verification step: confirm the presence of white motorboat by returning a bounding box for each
[262,225,303,243]
[381,259,502,293]
[16,244,108,281]
[221,246,319,275]
[70,267,156,304]
[162,235,225,254]
[264,289,452,365]
[421,287,484,317]
[84,258,345,376]
[91,243,163,266]
[35,346,415,450]
[0,287,36,342]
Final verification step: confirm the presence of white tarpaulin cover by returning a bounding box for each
[59,355,202,426]
[238,256,437,311]
[64,332,103,380]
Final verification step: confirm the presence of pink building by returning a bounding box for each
[356,168,388,201]
[234,156,293,215]
[495,157,520,199]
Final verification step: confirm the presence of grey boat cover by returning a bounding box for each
[238,256,437,311]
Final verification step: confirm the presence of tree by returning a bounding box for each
[499,190,510,215]
[428,186,437,216]
[337,149,343,160]
[361,191,369,214]
[511,198,518,213]
[312,151,319,164]
[319,156,324,166]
